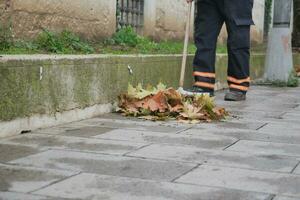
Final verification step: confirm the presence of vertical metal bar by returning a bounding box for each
[121,0,124,28]
[126,0,129,27]
[116,0,144,31]
[133,0,136,29]
[136,0,139,30]
[140,0,144,29]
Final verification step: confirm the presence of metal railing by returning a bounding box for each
[116,0,144,32]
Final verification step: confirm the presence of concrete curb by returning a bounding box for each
[0,53,299,137]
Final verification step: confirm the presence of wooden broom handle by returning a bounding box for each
[179,2,192,88]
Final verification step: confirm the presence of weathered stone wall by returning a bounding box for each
[144,0,265,44]
[144,0,191,40]
[0,0,10,23]
[3,0,116,40]
[1,53,289,137]
[2,0,265,43]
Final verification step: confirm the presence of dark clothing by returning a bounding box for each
[193,0,254,93]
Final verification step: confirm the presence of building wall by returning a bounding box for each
[144,0,193,40]
[0,0,10,24]
[1,0,265,43]
[144,0,266,44]
[2,0,116,40]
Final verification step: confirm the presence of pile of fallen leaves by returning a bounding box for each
[117,83,227,123]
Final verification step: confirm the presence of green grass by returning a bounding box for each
[1,26,264,55]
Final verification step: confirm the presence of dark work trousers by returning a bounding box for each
[193,0,254,93]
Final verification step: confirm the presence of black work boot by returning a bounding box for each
[180,86,214,97]
[224,91,246,101]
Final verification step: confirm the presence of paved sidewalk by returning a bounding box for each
[1,86,300,200]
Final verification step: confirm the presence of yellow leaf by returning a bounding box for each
[156,82,167,91]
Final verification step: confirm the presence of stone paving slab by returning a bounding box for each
[128,144,299,173]
[215,96,296,112]
[73,118,190,133]
[294,105,300,111]
[82,116,192,128]
[228,110,285,120]
[0,192,64,200]
[292,163,300,175]
[227,116,300,126]
[33,173,271,200]
[193,120,267,131]
[10,149,196,181]
[35,126,116,138]
[227,140,300,157]
[2,86,300,199]
[0,163,76,193]
[0,143,39,163]
[273,196,300,200]
[176,165,300,197]
[180,128,300,144]
[0,134,147,155]
[232,103,297,113]
[0,192,46,200]
[281,112,300,120]
[258,122,300,136]
[94,129,237,150]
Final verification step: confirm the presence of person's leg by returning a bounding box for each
[192,0,224,94]
[224,0,254,100]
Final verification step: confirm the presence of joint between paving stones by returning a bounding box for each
[29,171,82,194]
[49,147,129,157]
[291,161,300,174]
[222,139,241,150]
[175,126,194,134]
[277,112,287,119]
[255,123,269,130]
[122,143,153,156]
[267,194,276,200]
[170,163,202,183]
[124,153,199,165]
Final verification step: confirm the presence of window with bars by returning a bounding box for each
[116,0,144,33]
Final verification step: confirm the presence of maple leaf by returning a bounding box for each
[117,83,227,123]
[156,82,167,91]
[212,107,227,119]
[165,88,182,106]
[127,84,137,98]
[143,91,168,112]
[179,102,206,120]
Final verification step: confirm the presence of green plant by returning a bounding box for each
[287,70,299,87]
[111,26,139,47]
[0,21,13,50]
[36,29,94,54]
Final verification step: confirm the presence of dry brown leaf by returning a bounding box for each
[143,91,168,112]
[117,83,227,123]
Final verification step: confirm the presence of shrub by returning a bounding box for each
[36,29,94,54]
[111,26,139,47]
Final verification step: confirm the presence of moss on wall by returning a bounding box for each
[1,54,297,122]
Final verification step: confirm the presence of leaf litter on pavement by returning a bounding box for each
[117,83,228,123]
